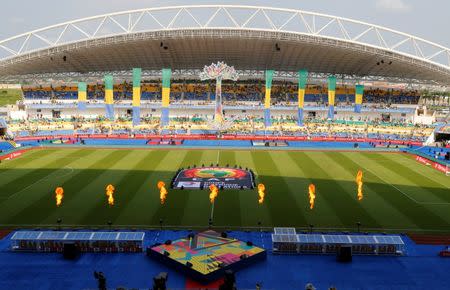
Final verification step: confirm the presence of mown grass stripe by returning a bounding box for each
[28,149,133,225]
[330,152,424,230]
[350,153,450,231]
[235,151,273,227]
[79,150,170,225]
[0,149,85,197]
[251,151,308,227]
[213,150,243,227]
[287,151,346,227]
[300,152,382,228]
[365,153,450,203]
[4,149,121,224]
[151,150,205,226]
[0,148,55,172]
[72,150,145,225]
[0,149,97,223]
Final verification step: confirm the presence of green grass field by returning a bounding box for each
[0,148,449,232]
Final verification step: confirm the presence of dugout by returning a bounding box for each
[10,231,145,253]
[272,228,405,256]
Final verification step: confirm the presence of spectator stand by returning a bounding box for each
[272,227,405,256]
[10,231,144,253]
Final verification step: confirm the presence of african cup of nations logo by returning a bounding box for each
[183,167,247,179]
[174,167,253,189]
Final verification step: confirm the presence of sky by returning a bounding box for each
[1,0,449,47]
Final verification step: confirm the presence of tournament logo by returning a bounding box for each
[173,167,254,189]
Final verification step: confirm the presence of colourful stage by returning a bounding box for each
[149,230,266,282]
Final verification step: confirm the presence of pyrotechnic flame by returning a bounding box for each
[108,193,114,206]
[105,184,115,206]
[257,183,265,204]
[55,187,64,207]
[308,184,316,210]
[157,181,168,205]
[356,170,363,201]
[209,184,219,204]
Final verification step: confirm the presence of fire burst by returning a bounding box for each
[55,187,64,207]
[257,183,266,204]
[157,181,168,204]
[209,184,219,204]
[356,170,363,201]
[308,184,316,210]
[105,184,115,206]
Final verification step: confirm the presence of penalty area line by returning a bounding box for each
[6,166,74,200]
[363,166,450,206]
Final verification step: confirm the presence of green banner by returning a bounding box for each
[162,68,172,88]
[356,84,364,95]
[78,82,86,92]
[133,68,141,88]
[265,70,274,89]
[104,75,113,90]
[298,69,308,89]
[327,76,336,91]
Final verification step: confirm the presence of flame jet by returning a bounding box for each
[356,170,363,201]
[55,187,64,207]
[209,184,219,203]
[308,184,316,210]
[257,183,265,204]
[105,184,115,206]
[158,181,168,204]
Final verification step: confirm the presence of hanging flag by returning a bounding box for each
[132,68,142,126]
[327,76,336,119]
[264,70,274,127]
[298,70,308,126]
[354,85,364,113]
[104,75,114,120]
[77,82,87,111]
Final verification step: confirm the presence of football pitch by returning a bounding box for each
[0,148,449,233]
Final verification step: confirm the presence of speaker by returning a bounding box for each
[337,246,352,262]
[63,243,79,260]
[186,261,193,268]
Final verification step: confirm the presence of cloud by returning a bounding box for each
[376,0,411,13]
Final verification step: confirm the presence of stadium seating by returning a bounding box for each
[22,83,421,106]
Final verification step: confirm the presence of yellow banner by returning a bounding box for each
[355,93,363,105]
[105,89,113,105]
[328,90,335,106]
[264,88,271,109]
[78,91,86,102]
[132,87,141,107]
[298,88,305,108]
[162,87,170,107]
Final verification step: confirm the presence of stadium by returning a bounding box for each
[0,4,449,290]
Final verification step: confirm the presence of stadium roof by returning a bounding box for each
[0,5,449,87]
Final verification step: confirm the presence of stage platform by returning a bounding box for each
[148,230,266,282]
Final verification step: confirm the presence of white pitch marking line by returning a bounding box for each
[364,166,450,206]
[6,166,74,200]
